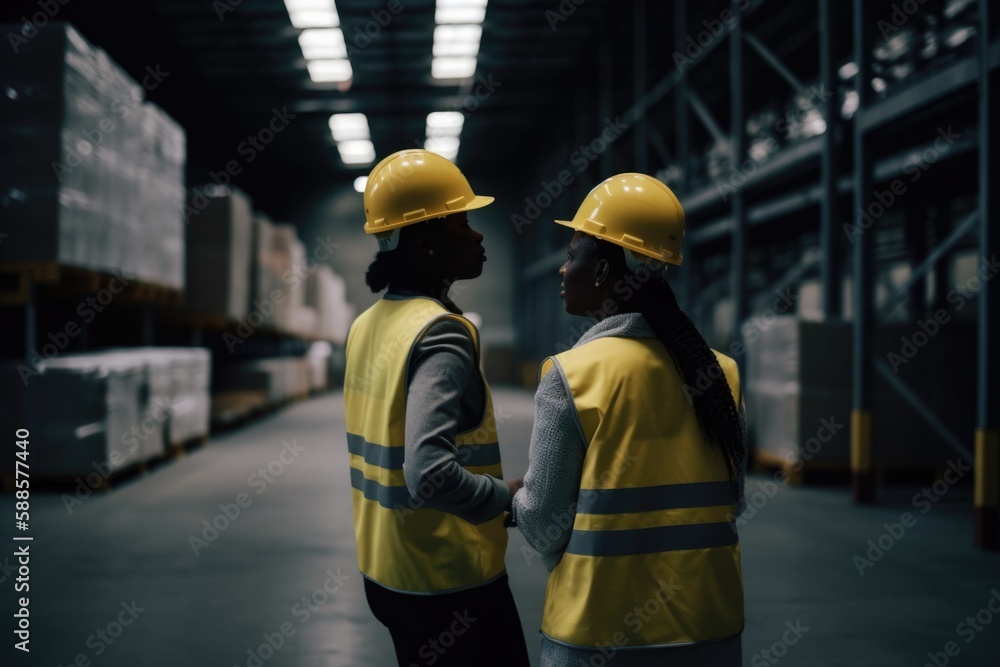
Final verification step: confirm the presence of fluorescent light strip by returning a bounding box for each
[338,140,376,165]
[432,24,482,57]
[436,5,487,24]
[298,28,347,59]
[432,57,477,80]
[308,59,353,82]
[425,136,460,161]
[329,113,370,141]
[284,0,339,28]
[285,0,335,8]
[426,111,464,138]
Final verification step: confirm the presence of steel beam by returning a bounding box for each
[686,88,728,146]
[633,0,648,173]
[619,0,768,128]
[647,124,673,167]
[744,31,808,96]
[600,34,613,176]
[976,0,999,550]
[819,0,842,319]
[874,360,973,462]
[730,8,747,345]
[876,212,979,322]
[859,40,1000,134]
[852,0,876,503]
[675,0,690,192]
[675,0,692,313]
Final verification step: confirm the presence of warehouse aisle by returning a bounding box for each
[15,389,999,667]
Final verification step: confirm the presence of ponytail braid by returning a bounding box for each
[594,238,746,500]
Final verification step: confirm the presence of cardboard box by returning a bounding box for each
[184,188,252,319]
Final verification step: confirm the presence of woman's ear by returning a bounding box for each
[594,259,610,287]
[410,227,435,256]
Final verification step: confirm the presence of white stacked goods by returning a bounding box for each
[110,349,170,461]
[305,265,353,342]
[744,317,853,468]
[33,352,151,476]
[270,224,306,334]
[306,342,332,392]
[105,347,211,448]
[166,347,211,445]
[184,187,252,319]
[17,347,212,477]
[295,306,318,338]
[0,23,185,288]
[137,104,185,287]
[250,214,281,317]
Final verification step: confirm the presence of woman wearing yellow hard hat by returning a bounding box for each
[510,173,748,666]
[343,149,529,667]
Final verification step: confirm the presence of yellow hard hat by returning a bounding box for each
[363,149,494,243]
[554,173,685,266]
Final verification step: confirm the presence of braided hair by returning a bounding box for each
[593,237,746,500]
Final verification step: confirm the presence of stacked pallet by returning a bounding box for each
[2,347,212,480]
[745,315,977,482]
[0,23,185,288]
[270,223,307,335]
[305,265,354,344]
[744,317,853,480]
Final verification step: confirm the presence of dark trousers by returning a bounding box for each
[364,574,531,667]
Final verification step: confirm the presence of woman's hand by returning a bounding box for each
[503,478,524,526]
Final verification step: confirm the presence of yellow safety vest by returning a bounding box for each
[540,335,744,648]
[343,294,508,594]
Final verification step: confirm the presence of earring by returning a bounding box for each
[595,264,608,287]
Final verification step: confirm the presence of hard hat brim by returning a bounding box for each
[364,195,495,234]
[552,217,682,266]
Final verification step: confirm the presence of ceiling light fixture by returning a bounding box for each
[338,140,376,165]
[425,136,460,161]
[426,111,465,137]
[431,56,478,80]
[435,0,488,24]
[298,28,347,59]
[329,113,371,141]
[284,0,339,28]
[432,24,482,57]
[307,59,353,83]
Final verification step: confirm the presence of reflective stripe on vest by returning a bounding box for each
[540,336,744,648]
[343,295,507,594]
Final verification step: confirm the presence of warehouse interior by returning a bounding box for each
[0,0,998,665]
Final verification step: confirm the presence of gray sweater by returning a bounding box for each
[511,313,747,667]
[398,294,510,525]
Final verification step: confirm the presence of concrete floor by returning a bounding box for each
[4,388,998,666]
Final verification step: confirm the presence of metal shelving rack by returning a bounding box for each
[514,0,998,549]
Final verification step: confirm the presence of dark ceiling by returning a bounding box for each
[1,0,618,215]
[1,0,847,222]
